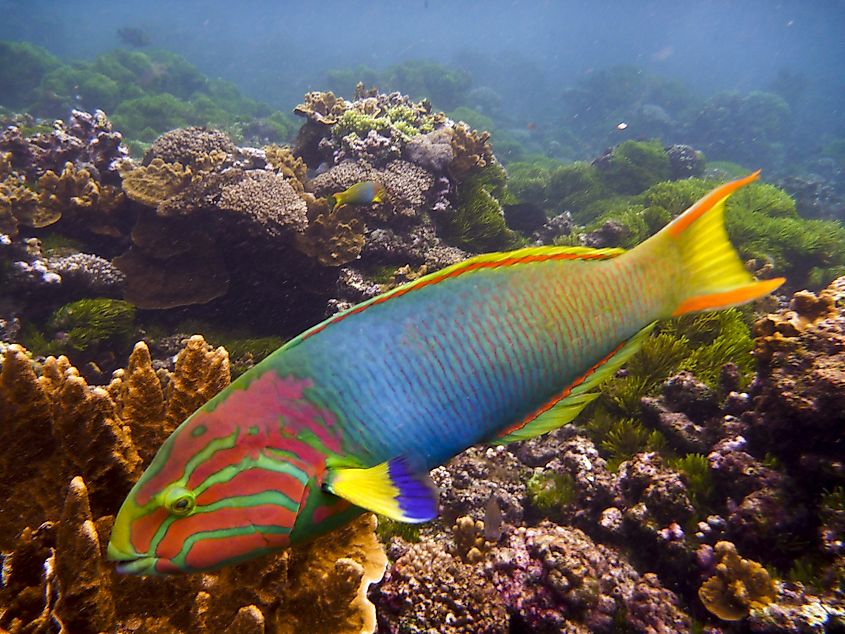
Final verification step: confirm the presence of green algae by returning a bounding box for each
[596,140,671,195]
[667,453,716,513]
[48,298,136,352]
[526,471,577,514]
[444,163,521,252]
[376,517,422,543]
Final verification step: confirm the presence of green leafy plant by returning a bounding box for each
[667,453,716,513]
[526,471,577,514]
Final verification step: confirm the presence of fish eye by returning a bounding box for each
[163,486,196,516]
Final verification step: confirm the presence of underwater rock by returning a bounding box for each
[531,211,574,245]
[432,445,528,526]
[0,109,128,182]
[665,144,705,180]
[616,452,695,527]
[492,523,689,633]
[746,581,845,633]
[374,538,508,634]
[749,278,845,460]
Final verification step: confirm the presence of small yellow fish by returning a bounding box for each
[330,180,386,209]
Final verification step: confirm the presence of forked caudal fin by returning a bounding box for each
[659,171,785,315]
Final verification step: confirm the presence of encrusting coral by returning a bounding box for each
[0,337,388,633]
[698,541,777,621]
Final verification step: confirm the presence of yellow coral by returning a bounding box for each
[0,174,39,235]
[274,513,388,634]
[164,334,230,432]
[36,162,101,227]
[297,201,366,267]
[448,122,493,183]
[0,341,388,633]
[699,541,777,621]
[0,151,12,178]
[120,157,192,208]
[264,144,308,194]
[294,91,349,125]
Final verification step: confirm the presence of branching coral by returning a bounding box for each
[264,144,308,193]
[36,161,101,226]
[699,541,777,620]
[0,339,387,633]
[297,201,366,267]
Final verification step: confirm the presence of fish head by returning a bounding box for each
[108,372,327,574]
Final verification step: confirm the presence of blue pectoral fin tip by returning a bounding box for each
[324,456,439,523]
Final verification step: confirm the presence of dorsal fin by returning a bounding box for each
[287,245,625,348]
[493,322,656,443]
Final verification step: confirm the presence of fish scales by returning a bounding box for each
[109,173,786,574]
[273,254,663,469]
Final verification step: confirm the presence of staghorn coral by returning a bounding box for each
[0,339,387,633]
[698,541,776,621]
[448,122,493,183]
[451,515,493,563]
[46,252,126,295]
[273,513,388,634]
[294,91,349,126]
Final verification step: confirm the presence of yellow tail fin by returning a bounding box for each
[661,171,784,316]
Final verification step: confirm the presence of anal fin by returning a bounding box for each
[494,322,657,443]
[323,456,438,523]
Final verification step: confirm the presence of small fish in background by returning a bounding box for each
[526,121,537,130]
[616,122,628,130]
[483,496,504,542]
[117,27,151,48]
[330,180,387,210]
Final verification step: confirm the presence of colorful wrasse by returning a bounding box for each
[108,173,784,574]
[330,180,386,209]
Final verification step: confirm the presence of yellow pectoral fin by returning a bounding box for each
[324,456,439,523]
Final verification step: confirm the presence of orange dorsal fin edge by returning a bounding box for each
[288,245,624,347]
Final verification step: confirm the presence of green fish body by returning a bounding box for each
[330,180,386,208]
[108,173,783,574]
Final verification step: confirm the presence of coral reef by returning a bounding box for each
[0,339,387,633]
[698,541,776,621]
[375,522,691,633]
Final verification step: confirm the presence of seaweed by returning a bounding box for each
[595,140,672,195]
[377,517,422,543]
[526,471,577,514]
[667,453,716,513]
[444,163,520,251]
[46,298,136,353]
[595,417,667,472]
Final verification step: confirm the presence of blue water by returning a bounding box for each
[2,0,843,144]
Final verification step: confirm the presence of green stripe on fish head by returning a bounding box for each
[108,370,345,574]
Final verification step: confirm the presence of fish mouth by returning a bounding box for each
[107,542,159,575]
